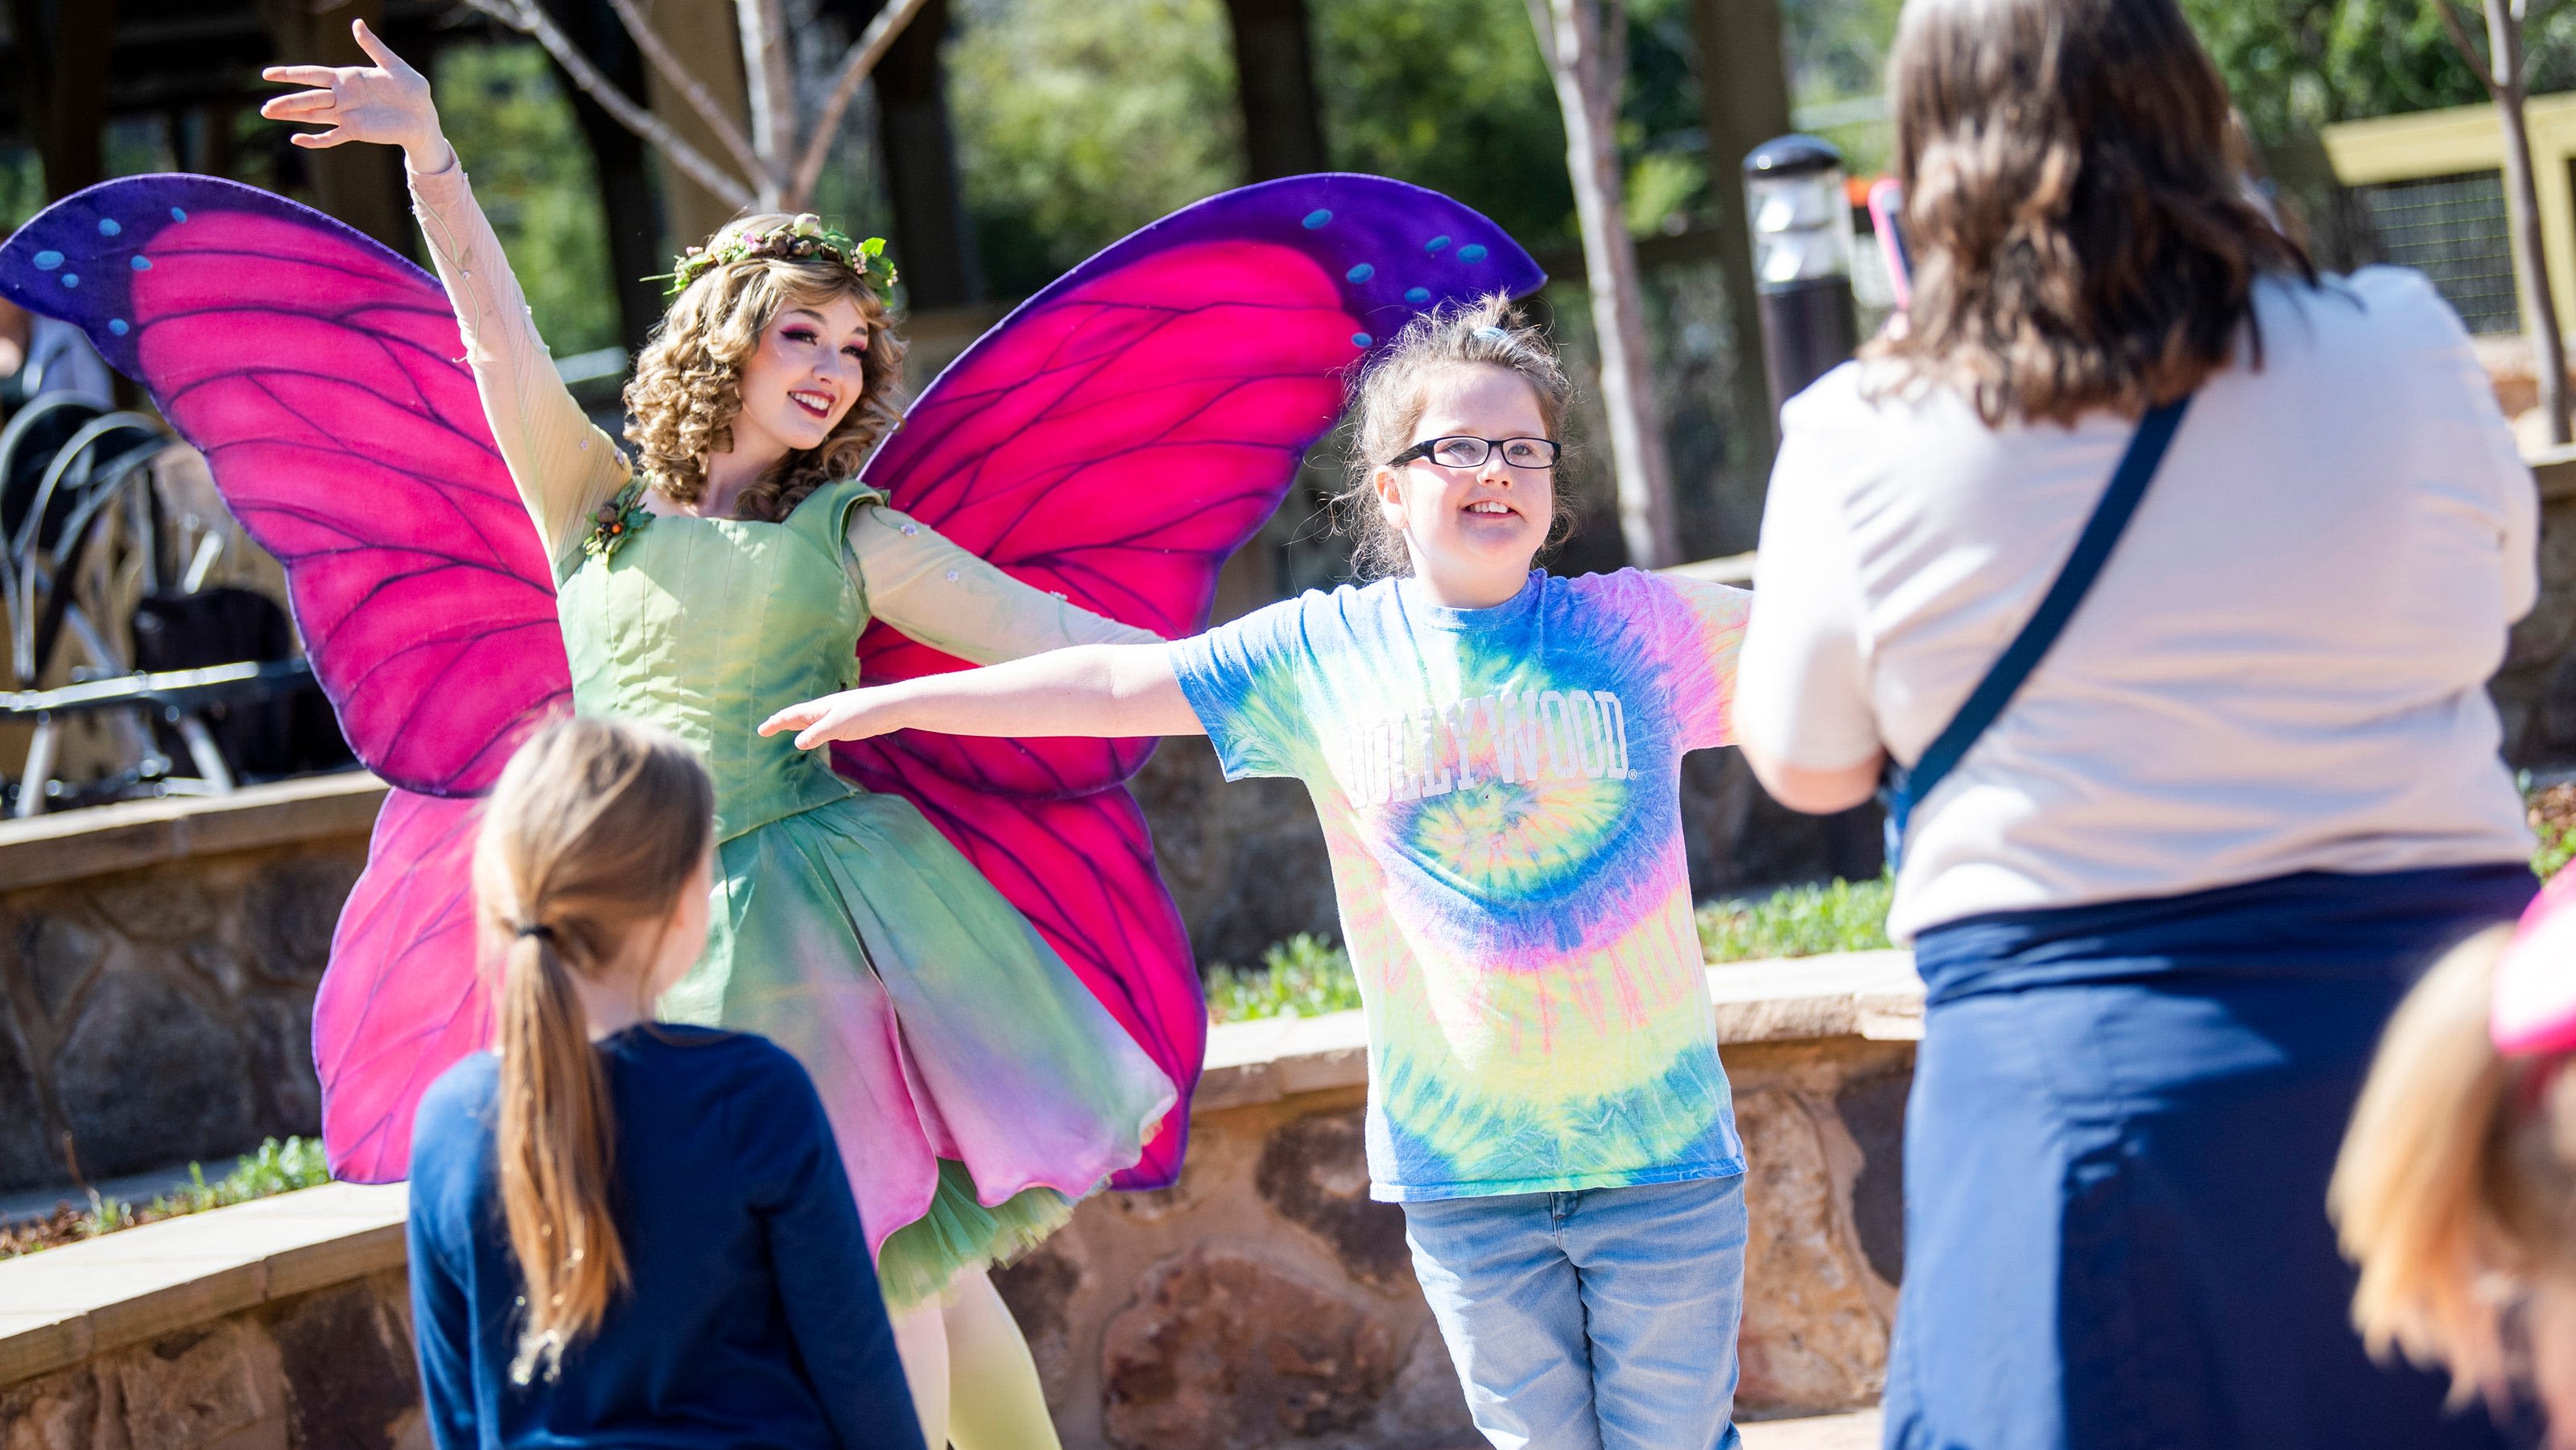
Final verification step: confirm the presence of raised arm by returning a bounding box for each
[760,642,1203,750]
[849,506,1161,662]
[262,20,626,562]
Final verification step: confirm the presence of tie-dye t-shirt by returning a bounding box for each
[1171,568,1751,1201]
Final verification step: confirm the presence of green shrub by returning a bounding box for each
[1206,933,1363,1024]
[1697,875,1895,963]
[2,1137,333,1259]
[2532,779,2576,881]
[139,1136,332,1221]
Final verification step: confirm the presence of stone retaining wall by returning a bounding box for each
[0,776,382,1194]
[0,746,1850,1201]
[2,1266,422,1450]
[0,958,1922,1450]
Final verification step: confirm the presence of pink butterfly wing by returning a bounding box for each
[314,789,490,1183]
[1,177,570,1178]
[842,176,1546,1188]
[0,176,570,799]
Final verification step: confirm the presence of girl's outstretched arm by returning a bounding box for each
[760,642,1203,750]
[262,20,628,562]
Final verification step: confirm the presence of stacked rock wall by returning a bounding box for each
[994,1035,1911,1448]
[0,1269,423,1450]
[0,990,1916,1448]
[0,784,374,1194]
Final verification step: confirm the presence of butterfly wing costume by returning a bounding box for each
[0,170,1542,1299]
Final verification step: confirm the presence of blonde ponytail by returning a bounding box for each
[2333,925,2576,1410]
[472,717,715,1383]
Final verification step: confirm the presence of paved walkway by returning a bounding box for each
[1741,1410,1884,1449]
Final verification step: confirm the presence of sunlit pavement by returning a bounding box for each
[1740,1409,1885,1449]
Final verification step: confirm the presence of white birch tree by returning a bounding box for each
[1525,0,1682,568]
[461,0,933,213]
[2433,0,2570,445]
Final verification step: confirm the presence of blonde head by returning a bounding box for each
[2333,926,2576,1418]
[1336,295,1575,578]
[623,212,907,522]
[472,716,714,1384]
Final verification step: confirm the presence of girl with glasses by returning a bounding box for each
[765,294,1758,1450]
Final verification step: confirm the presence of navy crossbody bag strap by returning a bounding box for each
[1880,395,2191,867]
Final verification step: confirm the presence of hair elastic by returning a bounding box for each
[1474,325,1509,341]
[514,922,556,941]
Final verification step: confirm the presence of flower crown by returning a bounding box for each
[658,215,897,298]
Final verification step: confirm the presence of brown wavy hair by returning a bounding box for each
[1337,295,1576,578]
[472,717,714,1385]
[623,212,907,522]
[1867,0,2314,423]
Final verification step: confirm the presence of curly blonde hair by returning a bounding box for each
[1335,295,1575,579]
[623,212,907,523]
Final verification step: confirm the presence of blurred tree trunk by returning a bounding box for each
[2436,0,2570,445]
[1690,0,1792,477]
[260,0,416,259]
[545,0,669,358]
[1526,0,1681,568]
[1223,0,1328,182]
[633,0,752,246]
[735,0,797,200]
[870,0,985,307]
[14,0,122,200]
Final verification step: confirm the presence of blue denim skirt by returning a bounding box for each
[1885,864,2536,1450]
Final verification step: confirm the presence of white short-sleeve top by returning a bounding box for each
[1734,268,2538,941]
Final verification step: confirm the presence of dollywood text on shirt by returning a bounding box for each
[1321,688,1635,808]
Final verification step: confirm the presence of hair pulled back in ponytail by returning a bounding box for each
[471,716,714,1384]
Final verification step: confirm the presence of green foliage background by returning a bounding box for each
[434,43,621,357]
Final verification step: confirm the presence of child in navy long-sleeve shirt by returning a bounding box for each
[403,717,927,1450]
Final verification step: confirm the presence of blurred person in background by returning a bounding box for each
[1732,0,2539,1445]
[0,271,115,414]
[2335,874,2576,1448]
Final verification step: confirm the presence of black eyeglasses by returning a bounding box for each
[1389,436,1561,470]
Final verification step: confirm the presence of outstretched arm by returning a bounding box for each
[760,642,1204,750]
[262,21,627,562]
[850,506,1160,662]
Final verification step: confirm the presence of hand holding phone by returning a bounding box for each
[1868,177,1912,312]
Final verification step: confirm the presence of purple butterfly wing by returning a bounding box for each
[842,176,1543,1188]
[0,176,571,1179]
[0,176,571,797]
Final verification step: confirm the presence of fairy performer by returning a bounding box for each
[0,18,1546,1445]
[260,27,1163,1445]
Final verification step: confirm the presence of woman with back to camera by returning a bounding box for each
[1732,0,2538,1446]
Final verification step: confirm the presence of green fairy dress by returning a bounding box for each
[555,477,1176,1306]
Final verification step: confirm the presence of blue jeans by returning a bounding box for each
[1402,1174,1747,1450]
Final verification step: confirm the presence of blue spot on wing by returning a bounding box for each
[1426,235,1451,254]
[1303,209,1332,229]
[32,250,60,271]
[1459,244,1488,263]
[130,256,151,271]
[171,207,187,222]
[1406,287,1431,304]
[1352,333,1373,348]
[97,218,120,237]
[1347,263,1374,283]
[108,319,128,336]
[60,274,77,288]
